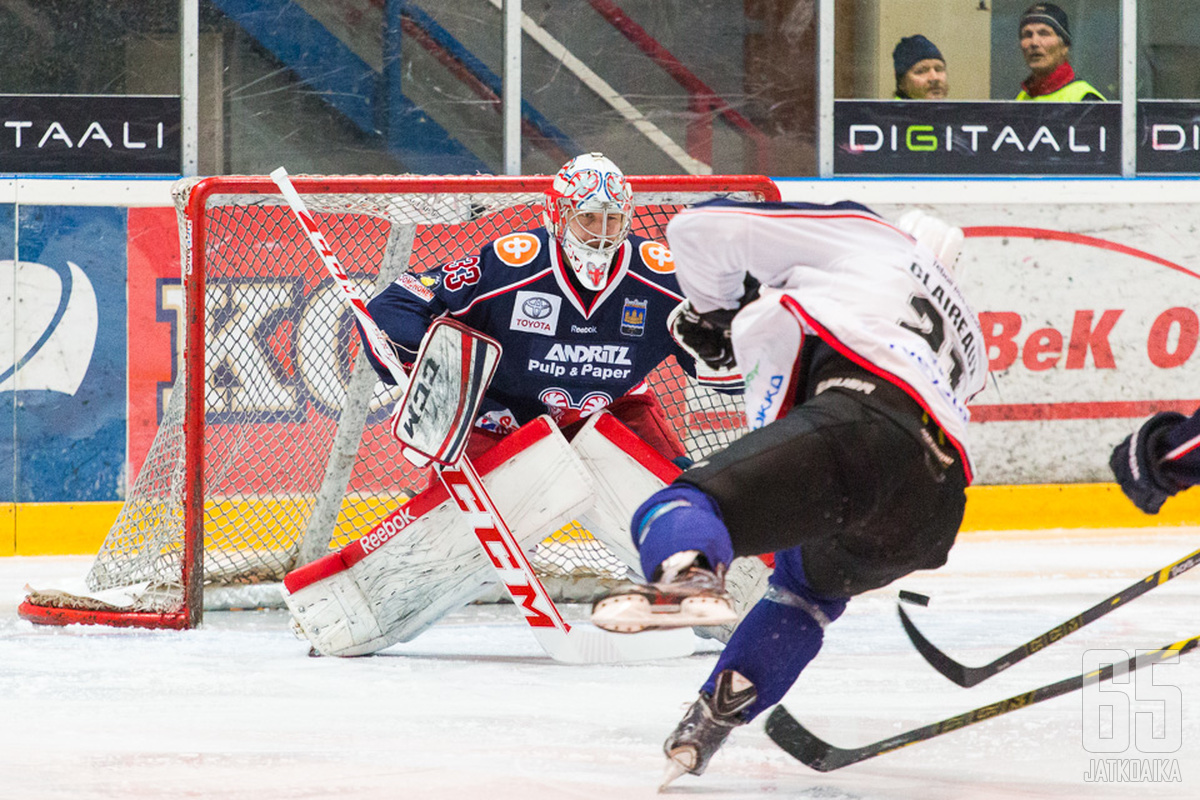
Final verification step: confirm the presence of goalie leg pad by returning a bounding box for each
[569,411,681,578]
[283,416,594,656]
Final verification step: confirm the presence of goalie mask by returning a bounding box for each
[544,153,633,291]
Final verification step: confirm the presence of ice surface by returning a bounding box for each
[2,529,1198,799]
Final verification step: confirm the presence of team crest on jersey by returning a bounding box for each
[639,241,675,273]
[396,272,435,301]
[494,233,542,267]
[510,290,562,336]
[620,298,648,337]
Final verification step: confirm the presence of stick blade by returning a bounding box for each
[537,624,695,664]
[897,604,978,687]
[764,706,845,772]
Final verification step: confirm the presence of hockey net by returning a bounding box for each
[19,173,778,629]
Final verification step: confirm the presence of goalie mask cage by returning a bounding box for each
[18,173,780,630]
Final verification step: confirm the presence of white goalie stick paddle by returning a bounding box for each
[271,167,693,663]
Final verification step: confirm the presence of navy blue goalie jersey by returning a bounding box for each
[364,227,699,431]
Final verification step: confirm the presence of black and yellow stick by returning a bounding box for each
[766,633,1199,772]
[900,545,1200,687]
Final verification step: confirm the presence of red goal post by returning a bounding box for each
[18,172,780,630]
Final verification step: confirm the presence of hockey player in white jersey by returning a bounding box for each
[591,199,987,786]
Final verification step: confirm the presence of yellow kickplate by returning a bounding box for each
[4,484,1200,558]
[12,502,122,555]
[961,483,1200,533]
[1,503,14,557]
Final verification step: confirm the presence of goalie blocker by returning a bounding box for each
[283,410,690,658]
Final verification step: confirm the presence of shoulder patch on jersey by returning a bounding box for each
[494,233,542,267]
[639,240,675,274]
[396,272,435,301]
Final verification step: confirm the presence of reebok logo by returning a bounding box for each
[359,509,415,555]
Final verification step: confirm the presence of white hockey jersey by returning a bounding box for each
[666,199,987,479]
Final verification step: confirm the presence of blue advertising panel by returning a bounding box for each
[7,206,127,501]
[0,202,15,502]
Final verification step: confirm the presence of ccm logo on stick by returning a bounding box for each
[440,467,562,630]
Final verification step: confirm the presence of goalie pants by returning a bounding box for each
[463,391,687,464]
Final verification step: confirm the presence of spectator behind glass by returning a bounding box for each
[892,35,948,99]
[1016,3,1105,100]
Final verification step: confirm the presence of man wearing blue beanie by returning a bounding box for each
[892,34,948,99]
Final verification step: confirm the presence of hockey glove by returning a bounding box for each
[1109,412,1187,514]
[896,209,965,277]
[669,300,739,371]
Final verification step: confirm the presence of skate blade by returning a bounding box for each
[592,593,738,634]
[659,750,694,791]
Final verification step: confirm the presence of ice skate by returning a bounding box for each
[591,551,738,634]
[693,555,772,643]
[660,669,757,790]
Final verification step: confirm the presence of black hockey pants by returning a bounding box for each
[677,378,968,599]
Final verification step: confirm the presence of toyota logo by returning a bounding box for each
[522,297,553,319]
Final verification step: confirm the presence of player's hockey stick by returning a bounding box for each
[765,632,1200,771]
[899,545,1200,687]
[271,168,693,664]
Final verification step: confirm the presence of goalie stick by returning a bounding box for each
[765,632,1200,771]
[271,168,693,664]
[899,544,1200,688]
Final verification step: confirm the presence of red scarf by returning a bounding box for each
[1021,61,1076,98]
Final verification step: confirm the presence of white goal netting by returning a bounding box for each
[22,174,775,626]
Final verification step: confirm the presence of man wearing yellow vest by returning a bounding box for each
[1016,3,1105,101]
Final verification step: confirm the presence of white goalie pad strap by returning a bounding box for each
[283,416,594,656]
[569,411,681,578]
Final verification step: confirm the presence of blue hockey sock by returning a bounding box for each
[700,549,848,721]
[631,484,734,580]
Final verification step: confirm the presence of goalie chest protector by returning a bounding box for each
[369,228,687,429]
